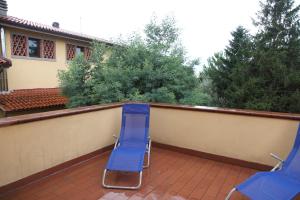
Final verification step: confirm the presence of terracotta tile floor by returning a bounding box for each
[0,148,257,200]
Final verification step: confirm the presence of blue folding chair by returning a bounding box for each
[226,124,300,200]
[102,103,151,189]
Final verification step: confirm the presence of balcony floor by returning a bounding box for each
[0,147,256,200]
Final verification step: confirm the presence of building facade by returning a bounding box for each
[0,0,113,116]
[0,17,112,90]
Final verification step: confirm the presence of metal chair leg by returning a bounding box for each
[143,140,151,168]
[225,188,236,200]
[102,169,143,190]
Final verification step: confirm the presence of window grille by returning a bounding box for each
[12,34,27,56]
[43,40,55,59]
[84,47,91,60]
[66,44,76,60]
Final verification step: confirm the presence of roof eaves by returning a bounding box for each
[0,16,114,46]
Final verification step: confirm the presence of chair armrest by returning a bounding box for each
[270,153,284,171]
[270,153,284,163]
[113,134,119,142]
[113,134,119,149]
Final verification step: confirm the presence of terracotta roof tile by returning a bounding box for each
[0,15,114,45]
[0,88,67,112]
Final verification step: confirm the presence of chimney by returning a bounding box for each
[0,0,7,16]
[52,22,59,28]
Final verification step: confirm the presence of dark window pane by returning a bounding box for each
[28,38,41,57]
[75,46,84,56]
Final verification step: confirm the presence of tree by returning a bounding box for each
[59,17,212,107]
[202,26,253,108]
[251,0,300,112]
[58,54,93,107]
[204,0,300,113]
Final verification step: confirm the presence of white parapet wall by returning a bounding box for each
[150,105,299,167]
[0,105,121,187]
[0,102,299,188]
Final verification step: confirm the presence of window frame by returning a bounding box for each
[42,39,56,60]
[75,46,85,56]
[66,43,76,61]
[28,37,42,58]
[11,33,56,61]
[66,42,91,61]
[11,33,27,57]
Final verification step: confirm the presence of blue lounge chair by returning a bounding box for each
[226,124,300,200]
[102,103,151,189]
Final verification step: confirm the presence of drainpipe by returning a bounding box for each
[0,0,8,91]
[1,26,6,56]
[0,26,8,91]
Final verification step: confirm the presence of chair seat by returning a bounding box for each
[237,171,300,200]
[106,146,146,172]
[120,141,148,149]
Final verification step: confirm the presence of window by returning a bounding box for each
[28,38,41,58]
[43,40,55,59]
[66,44,76,60]
[66,44,91,60]
[84,47,91,60]
[12,34,27,56]
[75,46,84,56]
[12,34,55,60]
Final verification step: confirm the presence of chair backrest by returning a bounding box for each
[119,103,150,145]
[282,123,300,180]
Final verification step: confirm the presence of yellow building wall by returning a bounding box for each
[4,28,91,90]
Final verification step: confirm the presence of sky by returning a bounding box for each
[7,0,300,72]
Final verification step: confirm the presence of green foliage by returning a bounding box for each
[59,0,300,113]
[179,87,212,106]
[251,0,300,112]
[203,0,300,113]
[203,26,254,108]
[58,54,93,107]
[59,17,212,107]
